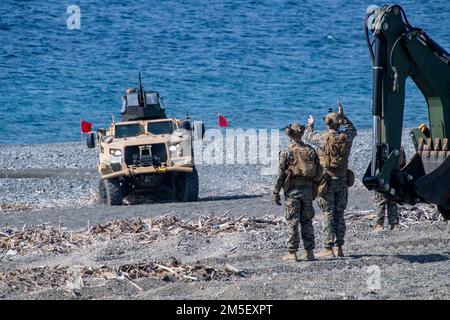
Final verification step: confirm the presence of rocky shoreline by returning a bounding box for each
[0,129,448,300]
[0,129,414,212]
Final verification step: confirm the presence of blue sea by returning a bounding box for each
[0,0,448,144]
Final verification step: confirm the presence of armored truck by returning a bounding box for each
[87,76,204,205]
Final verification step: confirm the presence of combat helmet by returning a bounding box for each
[323,111,341,127]
[285,123,305,139]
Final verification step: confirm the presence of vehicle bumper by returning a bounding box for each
[100,165,193,180]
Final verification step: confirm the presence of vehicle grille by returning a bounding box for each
[124,144,168,166]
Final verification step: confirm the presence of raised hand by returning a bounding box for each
[337,102,344,116]
[307,115,314,126]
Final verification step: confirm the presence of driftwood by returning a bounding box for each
[345,205,444,225]
[0,203,33,212]
[0,259,246,294]
[0,215,284,255]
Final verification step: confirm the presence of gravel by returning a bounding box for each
[0,129,448,300]
[0,215,447,300]
[0,128,414,210]
[0,142,98,170]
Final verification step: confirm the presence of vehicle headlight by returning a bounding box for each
[169,145,177,152]
[109,149,122,156]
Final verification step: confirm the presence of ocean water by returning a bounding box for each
[0,0,448,144]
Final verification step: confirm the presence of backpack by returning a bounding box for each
[288,144,318,178]
[324,132,349,170]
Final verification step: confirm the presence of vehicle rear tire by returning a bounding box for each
[99,178,123,206]
[177,167,199,202]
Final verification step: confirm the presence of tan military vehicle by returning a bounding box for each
[86,76,204,205]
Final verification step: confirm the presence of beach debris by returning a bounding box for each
[90,214,284,241]
[65,268,84,291]
[398,206,444,223]
[0,224,92,255]
[0,214,284,255]
[345,205,444,224]
[0,203,33,212]
[224,263,246,277]
[5,249,17,256]
[0,259,244,294]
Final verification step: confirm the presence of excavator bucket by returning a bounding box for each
[414,139,450,219]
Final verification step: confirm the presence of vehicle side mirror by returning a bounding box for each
[179,120,191,130]
[86,132,96,148]
[97,128,106,136]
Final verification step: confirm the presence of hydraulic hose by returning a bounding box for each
[365,14,375,63]
[389,33,407,92]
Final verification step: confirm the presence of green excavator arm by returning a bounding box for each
[362,4,450,219]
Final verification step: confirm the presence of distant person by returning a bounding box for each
[304,102,357,258]
[273,124,323,262]
[373,147,406,232]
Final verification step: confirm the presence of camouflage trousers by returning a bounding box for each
[284,186,315,252]
[317,177,347,249]
[374,191,399,225]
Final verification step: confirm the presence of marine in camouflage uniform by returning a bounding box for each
[273,124,322,262]
[373,147,406,232]
[304,103,357,258]
[373,192,399,229]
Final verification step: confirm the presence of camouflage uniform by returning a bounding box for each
[274,141,321,252]
[373,147,405,227]
[304,116,357,249]
[374,192,399,225]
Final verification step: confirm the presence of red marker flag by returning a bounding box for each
[218,113,228,127]
[81,120,93,134]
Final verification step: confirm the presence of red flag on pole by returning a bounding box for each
[218,113,228,127]
[81,120,92,134]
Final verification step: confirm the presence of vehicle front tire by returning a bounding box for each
[99,178,123,206]
[177,167,199,202]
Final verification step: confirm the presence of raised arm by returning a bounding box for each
[338,103,357,147]
[341,115,357,147]
[304,115,327,150]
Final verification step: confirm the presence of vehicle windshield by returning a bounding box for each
[115,124,141,138]
[147,121,174,135]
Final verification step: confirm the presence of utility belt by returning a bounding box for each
[283,173,312,192]
[324,168,347,178]
[292,176,313,187]
[316,168,355,198]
